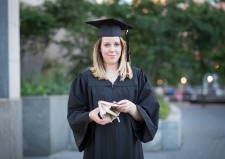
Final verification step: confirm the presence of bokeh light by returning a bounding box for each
[181,77,187,84]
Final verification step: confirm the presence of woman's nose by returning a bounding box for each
[109,45,115,51]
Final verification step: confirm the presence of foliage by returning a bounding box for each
[43,0,96,79]
[169,1,225,85]
[20,0,225,95]
[157,95,170,119]
[20,4,56,39]
[20,3,57,81]
[20,0,94,95]
[131,0,225,86]
[21,70,70,96]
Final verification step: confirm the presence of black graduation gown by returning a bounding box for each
[67,67,159,159]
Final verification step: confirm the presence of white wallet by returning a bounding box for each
[98,100,120,122]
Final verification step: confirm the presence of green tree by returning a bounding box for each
[20,0,225,95]
[43,0,96,78]
[20,3,57,81]
[168,1,225,85]
[20,0,96,95]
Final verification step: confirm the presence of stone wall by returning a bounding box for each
[142,103,182,151]
[0,99,23,159]
[22,96,72,156]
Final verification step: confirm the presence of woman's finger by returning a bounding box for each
[117,100,126,105]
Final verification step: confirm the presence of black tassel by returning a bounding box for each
[126,30,130,62]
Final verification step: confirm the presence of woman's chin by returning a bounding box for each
[106,61,119,65]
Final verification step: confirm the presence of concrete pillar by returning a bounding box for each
[0,0,20,98]
[0,0,22,159]
[0,99,22,159]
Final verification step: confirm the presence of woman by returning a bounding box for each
[67,18,159,159]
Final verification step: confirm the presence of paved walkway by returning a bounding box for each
[24,102,225,159]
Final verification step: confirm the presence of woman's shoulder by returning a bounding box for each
[131,67,150,83]
[132,67,141,72]
[80,68,93,79]
[132,67,145,76]
[80,67,92,76]
[72,68,93,82]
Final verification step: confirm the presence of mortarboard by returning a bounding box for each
[86,18,134,62]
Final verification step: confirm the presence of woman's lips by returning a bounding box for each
[108,55,116,58]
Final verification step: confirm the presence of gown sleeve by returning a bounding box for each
[67,73,95,152]
[131,70,159,143]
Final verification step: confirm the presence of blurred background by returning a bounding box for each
[1,0,225,159]
[20,0,225,101]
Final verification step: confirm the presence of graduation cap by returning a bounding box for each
[86,18,134,62]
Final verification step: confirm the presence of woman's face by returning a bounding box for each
[100,37,122,66]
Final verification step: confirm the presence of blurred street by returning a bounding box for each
[144,102,225,159]
[24,102,225,159]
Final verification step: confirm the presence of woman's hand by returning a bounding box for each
[89,107,112,125]
[116,100,143,121]
[116,100,136,113]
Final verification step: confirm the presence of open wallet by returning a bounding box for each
[98,100,120,122]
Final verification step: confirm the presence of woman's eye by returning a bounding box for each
[104,43,110,47]
[115,43,120,46]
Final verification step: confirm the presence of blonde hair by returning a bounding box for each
[91,37,133,81]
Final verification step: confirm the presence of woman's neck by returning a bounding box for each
[105,64,118,73]
[105,64,119,84]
